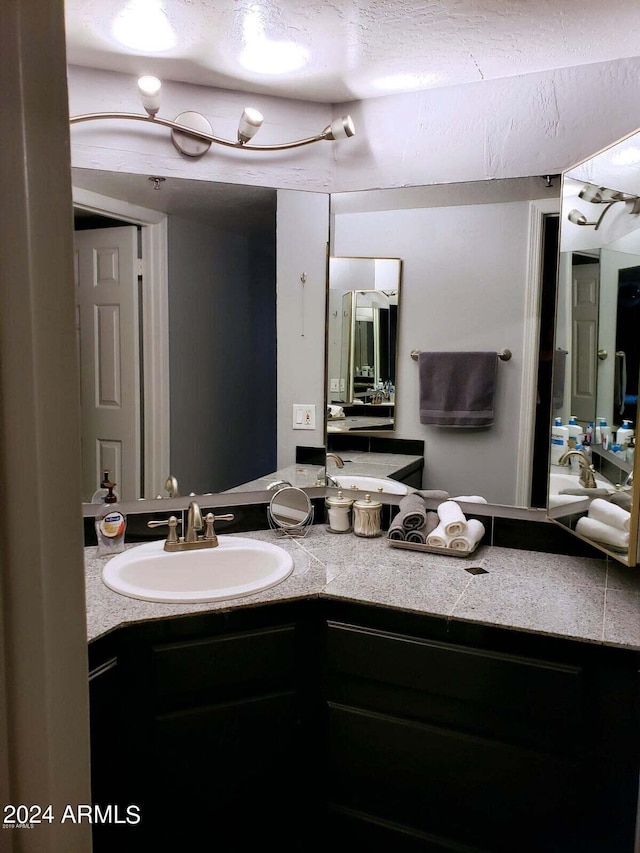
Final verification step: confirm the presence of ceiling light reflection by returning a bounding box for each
[112,0,176,52]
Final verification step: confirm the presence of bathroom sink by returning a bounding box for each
[102,537,294,603]
[548,470,615,508]
[332,475,409,495]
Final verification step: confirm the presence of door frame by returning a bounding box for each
[515,197,561,507]
[72,186,170,500]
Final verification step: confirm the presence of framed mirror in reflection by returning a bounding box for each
[550,135,640,565]
[327,257,401,434]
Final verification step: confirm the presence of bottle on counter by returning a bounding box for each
[627,436,635,465]
[600,419,612,450]
[617,419,634,449]
[91,470,118,504]
[550,417,569,465]
[567,416,584,446]
[95,479,127,556]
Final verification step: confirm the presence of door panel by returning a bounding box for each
[75,226,140,501]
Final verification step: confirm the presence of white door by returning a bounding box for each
[74,226,140,502]
[571,260,600,423]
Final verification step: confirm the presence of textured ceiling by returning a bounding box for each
[64,0,640,104]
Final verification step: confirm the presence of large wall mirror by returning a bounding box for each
[549,132,640,565]
[75,166,561,514]
[73,167,280,503]
[327,257,401,434]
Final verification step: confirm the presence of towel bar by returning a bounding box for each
[410,349,511,362]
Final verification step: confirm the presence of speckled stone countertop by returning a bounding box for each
[85,525,640,651]
[223,452,423,492]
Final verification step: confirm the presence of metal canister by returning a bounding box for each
[352,493,383,538]
[325,490,353,533]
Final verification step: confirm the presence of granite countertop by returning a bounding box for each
[85,525,640,651]
[223,452,423,493]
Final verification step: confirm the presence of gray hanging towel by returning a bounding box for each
[419,351,498,427]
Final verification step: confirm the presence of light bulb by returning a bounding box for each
[237,107,264,144]
[138,76,162,116]
[323,115,356,141]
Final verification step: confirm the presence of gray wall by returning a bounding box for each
[168,214,276,493]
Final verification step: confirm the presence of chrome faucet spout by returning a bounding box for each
[557,449,597,489]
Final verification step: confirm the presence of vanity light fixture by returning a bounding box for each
[568,182,640,230]
[69,75,356,158]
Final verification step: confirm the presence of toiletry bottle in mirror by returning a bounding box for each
[600,419,612,450]
[567,416,583,446]
[95,480,126,556]
[550,418,569,464]
[617,419,634,449]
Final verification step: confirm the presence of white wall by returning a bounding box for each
[68,58,640,197]
[333,197,536,505]
[276,190,330,469]
[332,57,640,192]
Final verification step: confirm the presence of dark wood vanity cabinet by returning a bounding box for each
[88,601,320,851]
[88,599,639,852]
[320,602,640,852]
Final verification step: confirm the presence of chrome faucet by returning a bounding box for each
[557,449,597,489]
[148,500,235,551]
[326,452,345,468]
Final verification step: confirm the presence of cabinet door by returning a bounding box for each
[128,620,312,849]
[89,657,145,852]
[323,620,609,853]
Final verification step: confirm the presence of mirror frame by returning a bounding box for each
[548,131,640,566]
[327,256,402,435]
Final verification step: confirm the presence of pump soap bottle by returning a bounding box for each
[95,480,126,556]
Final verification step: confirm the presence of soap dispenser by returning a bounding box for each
[617,419,634,448]
[95,480,127,556]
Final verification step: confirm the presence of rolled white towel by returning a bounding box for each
[451,495,488,504]
[588,498,630,532]
[576,517,629,551]
[437,500,467,536]
[449,519,486,552]
[426,522,451,549]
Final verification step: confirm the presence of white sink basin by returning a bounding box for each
[332,475,409,495]
[548,470,614,508]
[102,537,294,603]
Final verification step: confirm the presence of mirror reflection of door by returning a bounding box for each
[74,223,141,502]
[570,253,600,423]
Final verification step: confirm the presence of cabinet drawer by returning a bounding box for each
[152,624,297,706]
[326,702,583,853]
[325,622,584,751]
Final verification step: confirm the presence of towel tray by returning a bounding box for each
[387,538,481,558]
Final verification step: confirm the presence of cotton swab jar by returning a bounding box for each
[353,494,383,538]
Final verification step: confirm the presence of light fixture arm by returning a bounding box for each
[69,111,347,153]
[593,200,618,230]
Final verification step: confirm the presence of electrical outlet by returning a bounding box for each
[292,404,316,430]
[340,378,345,391]
[330,378,339,392]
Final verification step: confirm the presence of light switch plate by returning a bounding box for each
[330,378,340,392]
[292,404,316,430]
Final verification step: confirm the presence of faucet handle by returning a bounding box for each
[147,515,181,544]
[203,512,235,543]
